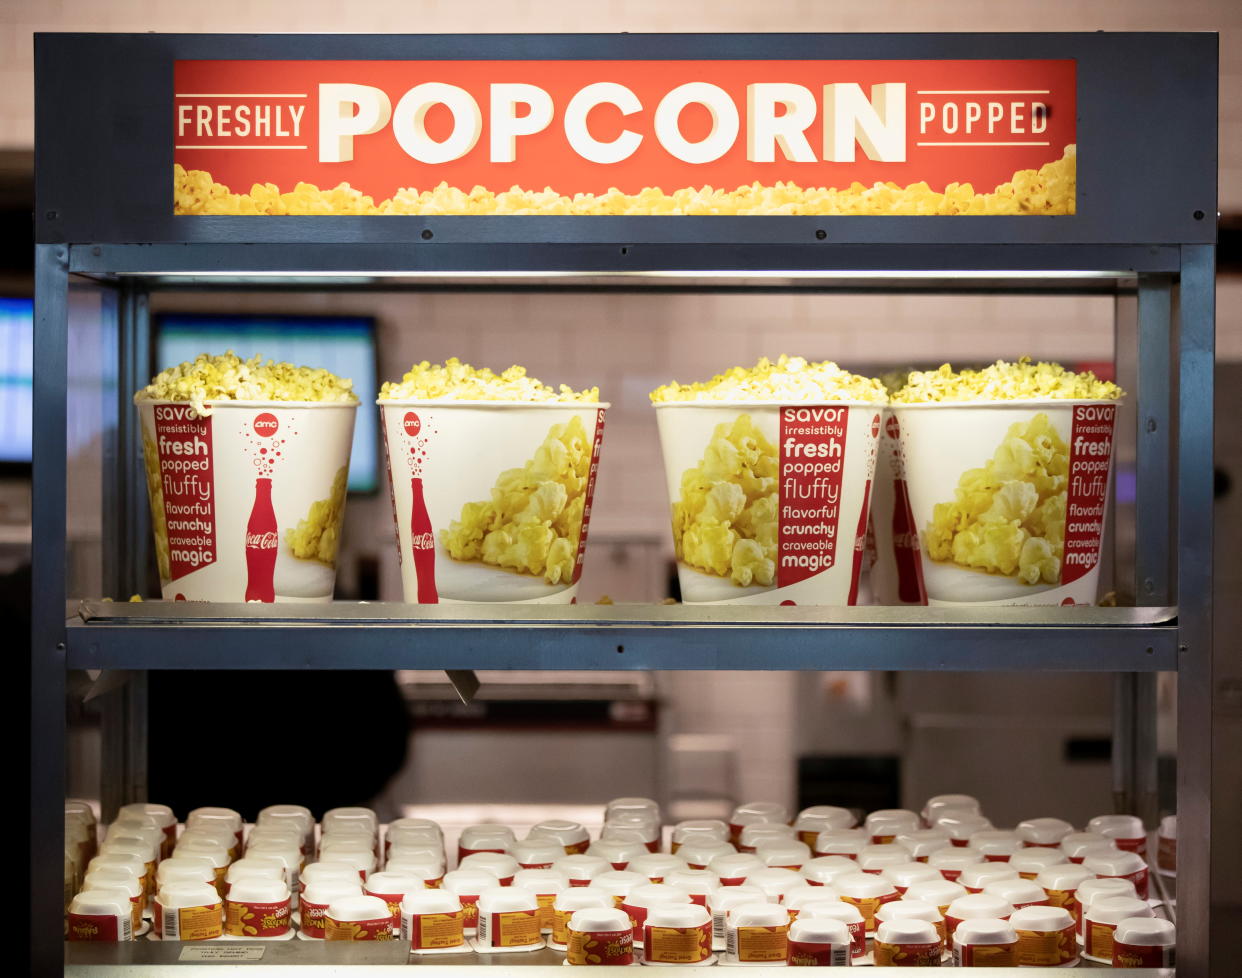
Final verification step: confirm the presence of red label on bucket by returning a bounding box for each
[778,405,849,586]
[573,408,607,584]
[403,411,422,437]
[153,404,218,582]
[1062,404,1115,585]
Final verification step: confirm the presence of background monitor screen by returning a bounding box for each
[0,298,33,465]
[156,314,379,492]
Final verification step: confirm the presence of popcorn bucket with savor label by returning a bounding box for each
[891,400,1118,606]
[380,401,607,604]
[136,400,356,602]
[654,403,880,605]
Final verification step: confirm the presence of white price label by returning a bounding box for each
[178,945,266,961]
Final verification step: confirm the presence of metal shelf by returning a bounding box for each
[66,601,1179,672]
[63,940,1165,973]
[66,241,1177,289]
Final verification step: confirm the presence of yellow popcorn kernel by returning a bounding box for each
[136,351,358,416]
[440,415,593,585]
[173,147,1077,217]
[892,356,1122,404]
[650,354,888,404]
[379,357,598,403]
[285,466,349,567]
[925,412,1072,585]
[672,414,778,587]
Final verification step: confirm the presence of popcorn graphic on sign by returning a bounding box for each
[172,59,1078,216]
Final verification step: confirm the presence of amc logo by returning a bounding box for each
[403,411,422,437]
[253,412,280,437]
[885,414,901,440]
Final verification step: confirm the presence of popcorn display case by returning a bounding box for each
[33,30,1218,975]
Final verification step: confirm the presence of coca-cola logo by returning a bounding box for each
[253,412,280,437]
[411,531,434,550]
[403,411,422,437]
[246,531,279,549]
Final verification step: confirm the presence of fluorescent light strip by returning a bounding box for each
[143,269,1127,281]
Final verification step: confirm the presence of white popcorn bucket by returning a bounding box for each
[136,400,357,602]
[378,400,608,604]
[654,402,881,605]
[870,408,928,604]
[890,399,1119,606]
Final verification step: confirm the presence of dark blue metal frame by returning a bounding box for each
[31,30,1219,976]
[34,32,1216,248]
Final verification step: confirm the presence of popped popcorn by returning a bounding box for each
[285,466,348,566]
[671,414,778,587]
[650,355,887,404]
[440,415,592,584]
[892,357,1123,403]
[173,146,1076,217]
[379,358,598,403]
[136,352,358,417]
[925,413,1068,585]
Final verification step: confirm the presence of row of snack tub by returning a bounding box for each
[66,793,1174,966]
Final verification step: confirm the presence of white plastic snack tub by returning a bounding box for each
[379,400,608,604]
[890,399,1119,606]
[654,402,881,605]
[136,400,357,602]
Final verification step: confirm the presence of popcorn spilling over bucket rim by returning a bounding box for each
[135,351,360,415]
[379,357,600,403]
[649,355,888,405]
[891,358,1124,404]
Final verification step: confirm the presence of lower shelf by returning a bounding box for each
[63,941,1167,972]
[64,602,1179,671]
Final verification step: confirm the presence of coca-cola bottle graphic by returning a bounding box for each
[409,477,439,604]
[245,477,278,603]
[847,479,873,606]
[891,479,927,604]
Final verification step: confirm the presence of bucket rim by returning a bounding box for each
[651,399,883,410]
[377,398,610,409]
[887,397,1125,410]
[134,396,359,410]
